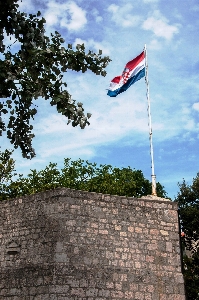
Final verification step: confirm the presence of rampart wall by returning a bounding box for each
[0,188,185,299]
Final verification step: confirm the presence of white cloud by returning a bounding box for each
[28,66,199,162]
[107,4,142,28]
[18,0,35,12]
[96,16,103,23]
[36,98,148,139]
[32,88,149,159]
[191,5,199,12]
[193,102,199,111]
[31,89,198,161]
[184,119,195,131]
[44,1,87,31]
[74,38,111,55]
[2,32,20,50]
[171,103,199,134]
[147,39,162,50]
[35,114,69,134]
[142,10,179,40]
[41,142,95,159]
[143,0,159,3]
[92,8,103,23]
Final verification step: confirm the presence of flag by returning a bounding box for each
[107,51,145,97]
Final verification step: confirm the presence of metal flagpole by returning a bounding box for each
[144,44,157,196]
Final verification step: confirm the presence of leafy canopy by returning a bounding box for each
[175,175,199,300]
[0,149,17,200]
[0,149,167,200]
[0,0,111,158]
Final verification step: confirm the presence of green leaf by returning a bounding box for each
[12,93,16,100]
[0,2,110,158]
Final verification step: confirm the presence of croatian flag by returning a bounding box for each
[107,51,145,97]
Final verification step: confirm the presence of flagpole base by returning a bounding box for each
[151,175,157,196]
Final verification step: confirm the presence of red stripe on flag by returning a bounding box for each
[125,51,145,71]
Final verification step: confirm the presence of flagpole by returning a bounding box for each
[144,44,157,196]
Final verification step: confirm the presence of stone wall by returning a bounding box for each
[0,188,185,299]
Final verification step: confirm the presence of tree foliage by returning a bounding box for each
[0,0,111,158]
[0,149,16,200]
[0,149,167,200]
[175,175,199,300]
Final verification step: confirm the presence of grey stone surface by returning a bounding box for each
[0,188,185,299]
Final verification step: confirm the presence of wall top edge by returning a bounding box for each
[1,187,175,206]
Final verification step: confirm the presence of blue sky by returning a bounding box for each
[2,0,199,199]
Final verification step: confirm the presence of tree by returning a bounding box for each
[0,150,167,200]
[0,149,16,200]
[175,175,199,300]
[0,0,111,158]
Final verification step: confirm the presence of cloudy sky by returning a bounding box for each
[2,0,199,199]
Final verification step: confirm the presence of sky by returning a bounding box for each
[1,0,199,199]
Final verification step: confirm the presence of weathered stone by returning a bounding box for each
[0,188,185,299]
